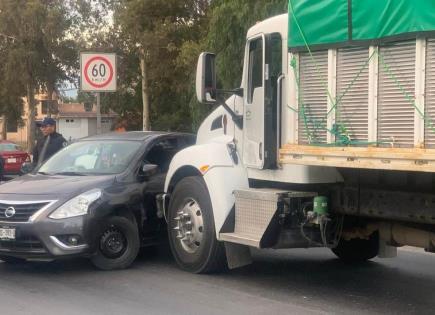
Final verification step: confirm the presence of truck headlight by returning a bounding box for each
[49,189,102,220]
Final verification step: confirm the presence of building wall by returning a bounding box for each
[58,118,88,141]
[58,117,114,142]
[0,93,58,148]
[88,118,97,137]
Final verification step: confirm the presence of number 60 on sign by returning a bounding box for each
[80,53,117,92]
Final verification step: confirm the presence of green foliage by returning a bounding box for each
[0,0,94,145]
[110,0,287,132]
[206,0,288,89]
[177,0,288,129]
[109,0,210,131]
[1,0,288,136]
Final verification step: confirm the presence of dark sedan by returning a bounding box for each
[0,131,195,270]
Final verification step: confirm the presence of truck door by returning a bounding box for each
[243,33,282,170]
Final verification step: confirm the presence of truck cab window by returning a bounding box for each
[247,38,263,104]
[270,33,282,82]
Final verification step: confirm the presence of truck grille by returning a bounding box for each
[0,202,50,222]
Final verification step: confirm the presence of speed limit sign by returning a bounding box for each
[80,53,117,92]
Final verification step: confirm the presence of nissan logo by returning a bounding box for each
[4,207,16,218]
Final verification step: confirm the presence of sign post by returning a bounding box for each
[80,53,117,134]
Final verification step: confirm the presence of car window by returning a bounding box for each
[0,143,20,151]
[145,138,180,173]
[177,135,196,148]
[39,140,142,175]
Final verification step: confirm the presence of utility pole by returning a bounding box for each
[96,92,101,134]
[140,49,149,131]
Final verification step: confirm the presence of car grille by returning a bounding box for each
[0,202,50,222]
[0,234,46,254]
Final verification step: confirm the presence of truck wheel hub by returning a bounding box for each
[173,199,204,254]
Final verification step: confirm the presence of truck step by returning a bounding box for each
[220,232,261,247]
[219,188,316,248]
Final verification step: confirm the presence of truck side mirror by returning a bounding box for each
[196,52,217,104]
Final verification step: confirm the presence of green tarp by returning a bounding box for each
[288,0,435,49]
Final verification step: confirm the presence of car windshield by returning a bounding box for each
[0,143,20,151]
[38,140,142,175]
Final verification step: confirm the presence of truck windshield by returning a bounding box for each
[38,140,142,175]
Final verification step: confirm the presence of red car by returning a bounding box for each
[0,141,31,175]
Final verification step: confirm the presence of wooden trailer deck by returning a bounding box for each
[280,144,435,173]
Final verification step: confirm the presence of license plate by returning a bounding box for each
[7,158,16,163]
[0,228,15,240]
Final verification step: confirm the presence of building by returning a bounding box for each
[57,103,118,142]
[0,93,59,146]
[0,94,118,147]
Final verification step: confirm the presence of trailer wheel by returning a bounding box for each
[168,176,226,274]
[91,216,140,270]
[331,232,379,263]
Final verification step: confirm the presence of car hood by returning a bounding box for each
[0,174,115,198]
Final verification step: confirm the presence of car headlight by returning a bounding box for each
[49,189,102,220]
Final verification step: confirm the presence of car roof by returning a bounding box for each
[81,131,194,142]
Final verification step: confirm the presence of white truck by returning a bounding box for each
[160,1,435,273]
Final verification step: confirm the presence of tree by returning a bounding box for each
[205,0,287,88]
[92,0,287,133]
[176,0,288,128]
[0,0,91,149]
[111,0,210,131]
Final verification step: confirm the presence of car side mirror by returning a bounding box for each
[20,162,34,175]
[139,163,159,180]
[196,52,217,104]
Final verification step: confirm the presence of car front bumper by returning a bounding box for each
[0,215,92,259]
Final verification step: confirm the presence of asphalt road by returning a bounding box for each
[0,246,434,315]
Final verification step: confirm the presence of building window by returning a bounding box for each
[6,120,18,133]
[41,100,48,114]
[41,100,58,115]
[66,119,75,123]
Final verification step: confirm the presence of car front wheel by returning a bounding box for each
[91,215,140,270]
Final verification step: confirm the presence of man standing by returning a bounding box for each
[32,117,67,167]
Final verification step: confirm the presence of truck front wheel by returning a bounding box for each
[331,232,379,263]
[168,176,226,274]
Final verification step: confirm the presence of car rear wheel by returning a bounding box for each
[91,216,140,270]
[168,176,227,274]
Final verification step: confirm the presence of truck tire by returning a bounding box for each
[91,216,140,270]
[331,232,379,263]
[168,176,227,274]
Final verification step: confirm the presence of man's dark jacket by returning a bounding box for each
[33,132,67,166]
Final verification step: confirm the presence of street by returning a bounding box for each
[0,246,433,315]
